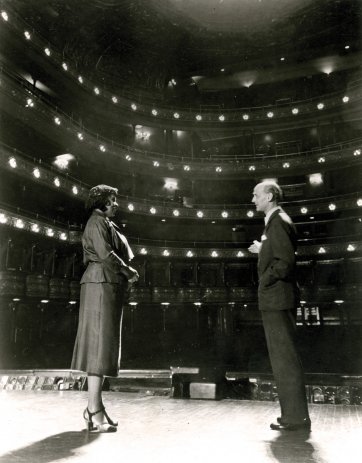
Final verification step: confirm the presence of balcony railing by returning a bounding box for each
[1,73,362,178]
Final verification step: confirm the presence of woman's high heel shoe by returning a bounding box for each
[102,407,118,427]
[83,407,117,433]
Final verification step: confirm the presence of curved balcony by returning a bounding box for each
[1,144,362,221]
[1,74,362,179]
[2,9,362,126]
[1,205,361,259]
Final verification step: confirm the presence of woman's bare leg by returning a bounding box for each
[87,373,105,424]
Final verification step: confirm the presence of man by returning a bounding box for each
[249,181,311,431]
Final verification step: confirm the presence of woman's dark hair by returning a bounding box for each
[86,184,118,212]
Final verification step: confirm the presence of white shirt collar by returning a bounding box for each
[264,206,281,225]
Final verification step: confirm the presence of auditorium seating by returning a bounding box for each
[0,1,361,378]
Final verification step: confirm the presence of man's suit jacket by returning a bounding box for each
[257,208,298,311]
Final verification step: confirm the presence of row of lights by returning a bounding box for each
[0,212,68,240]
[1,209,358,257]
[11,299,77,304]
[128,302,251,308]
[138,247,246,258]
[131,301,347,307]
[128,201,362,218]
[54,104,361,169]
[106,98,351,121]
[48,41,352,120]
[6,154,362,218]
[318,244,356,254]
[8,156,80,195]
[6,147,362,220]
[49,51,352,121]
[1,10,354,124]
[138,246,358,257]
[127,203,256,218]
[23,94,361,171]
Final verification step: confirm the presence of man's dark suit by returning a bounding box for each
[257,208,310,425]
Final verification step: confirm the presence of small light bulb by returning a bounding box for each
[9,157,17,168]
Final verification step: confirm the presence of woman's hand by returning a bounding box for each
[126,267,139,290]
[120,265,139,282]
[127,266,139,283]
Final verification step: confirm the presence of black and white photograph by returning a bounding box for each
[0,1,361,461]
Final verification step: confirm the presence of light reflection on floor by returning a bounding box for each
[0,390,361,463]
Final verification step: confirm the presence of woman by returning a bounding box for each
[71,184,139,433]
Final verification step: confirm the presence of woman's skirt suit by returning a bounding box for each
[71,210,134,376]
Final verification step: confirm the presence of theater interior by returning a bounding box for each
[0,1,361,461]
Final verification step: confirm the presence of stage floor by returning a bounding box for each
[0,391,361,463]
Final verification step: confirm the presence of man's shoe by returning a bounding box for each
[270,419,311,431]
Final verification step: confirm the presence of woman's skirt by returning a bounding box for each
[71,281,126,376]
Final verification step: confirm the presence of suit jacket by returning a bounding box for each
[80,210,134,284]
[257,208,298,311]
